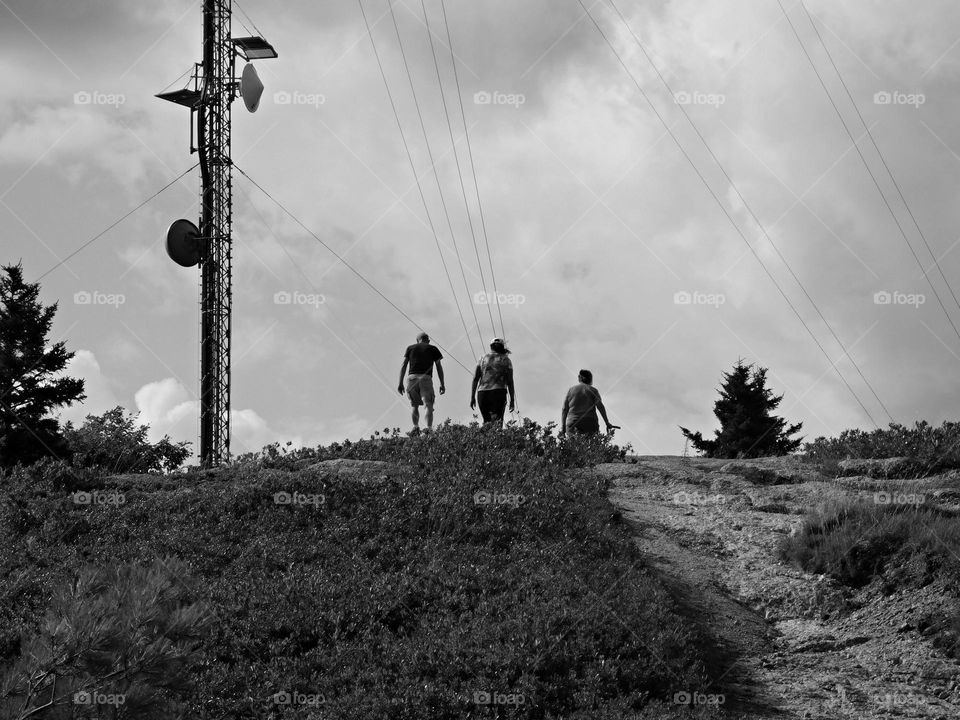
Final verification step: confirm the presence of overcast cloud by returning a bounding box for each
[4,0,960,456]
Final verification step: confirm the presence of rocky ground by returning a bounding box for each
[588,456,960,719]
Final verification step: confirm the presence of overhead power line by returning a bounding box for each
[439,0,506,340]
[579,0,882,428]
[604,0,894,425]
[781,0,960,338]
[419,0,498,340]
[384,0,485,357]
[234,164,473,374]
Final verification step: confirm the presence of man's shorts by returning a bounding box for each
[406,373,436,407]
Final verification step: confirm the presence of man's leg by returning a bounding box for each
[420,376,436,431]
[406,374,423,432]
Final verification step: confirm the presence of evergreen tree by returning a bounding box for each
[0,262,85,466]
[680,359,803,458]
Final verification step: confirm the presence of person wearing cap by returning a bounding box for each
[561,369,614,436]
[470,338,515,427]
[398,332,445,435]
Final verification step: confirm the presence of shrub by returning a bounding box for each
[0,557,212,719]
[803,421,960,476]
[0,421,711,719]
[779,499,960,589]
[63,406,191,474]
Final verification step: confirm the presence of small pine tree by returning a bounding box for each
[0,557,212,719]
[680,359,803,458]
[0,263,85,467]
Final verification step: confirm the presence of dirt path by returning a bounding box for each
[590,456,960,719]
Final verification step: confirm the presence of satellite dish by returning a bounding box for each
[240,63,264,113]
[166,219,202,267]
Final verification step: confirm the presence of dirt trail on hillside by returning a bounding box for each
[588,457,960,719]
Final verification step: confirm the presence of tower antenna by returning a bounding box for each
[157,0,278,467]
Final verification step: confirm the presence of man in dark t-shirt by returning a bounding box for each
[398,332,445,435]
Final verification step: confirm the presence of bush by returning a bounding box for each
[779,499,960,589]
[63,406,191,473]
[236,417,629,471]
[0,421,711,719]
[803,421,960,476]
[0,557,212,719]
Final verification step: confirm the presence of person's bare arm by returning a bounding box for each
[398,358,409,394]
[470,365,481,408]
[596,393,612,429]
[435,359,445,394]
[560,392,569,434]
[507,367,515,411]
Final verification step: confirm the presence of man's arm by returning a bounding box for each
[470,365,481,408]
[506,367,515,411]
[560,391,569,434]
[397,358,409,394]
[435,359,445,394]
[596,392,612,429]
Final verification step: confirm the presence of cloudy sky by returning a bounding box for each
[3,0,960,458]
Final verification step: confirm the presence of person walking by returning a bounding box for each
[561,369,614,436]
[398,332,445,435]
[470,338,515,427]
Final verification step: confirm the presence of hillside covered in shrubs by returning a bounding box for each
[0,421,715,719]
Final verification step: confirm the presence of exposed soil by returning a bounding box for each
[587,456,960,719]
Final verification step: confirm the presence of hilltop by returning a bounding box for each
[1,424,959,718]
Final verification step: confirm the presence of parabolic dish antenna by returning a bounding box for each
[240,63,264,113]
[166,219,202,267]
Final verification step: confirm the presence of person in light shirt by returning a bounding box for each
[561,369,614,436]
[470,338,515,427]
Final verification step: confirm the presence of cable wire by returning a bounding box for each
[605,0,893,425]
[420,0,497,339]
[386,0,484,356]
[578,0,880,428]
[234,178,396,394]
[234,163,473,374]
[440,0,506,339]
[36,164,199,282]
[794,0,960,320]
[777,0,960,347]
[358,0,478,360]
